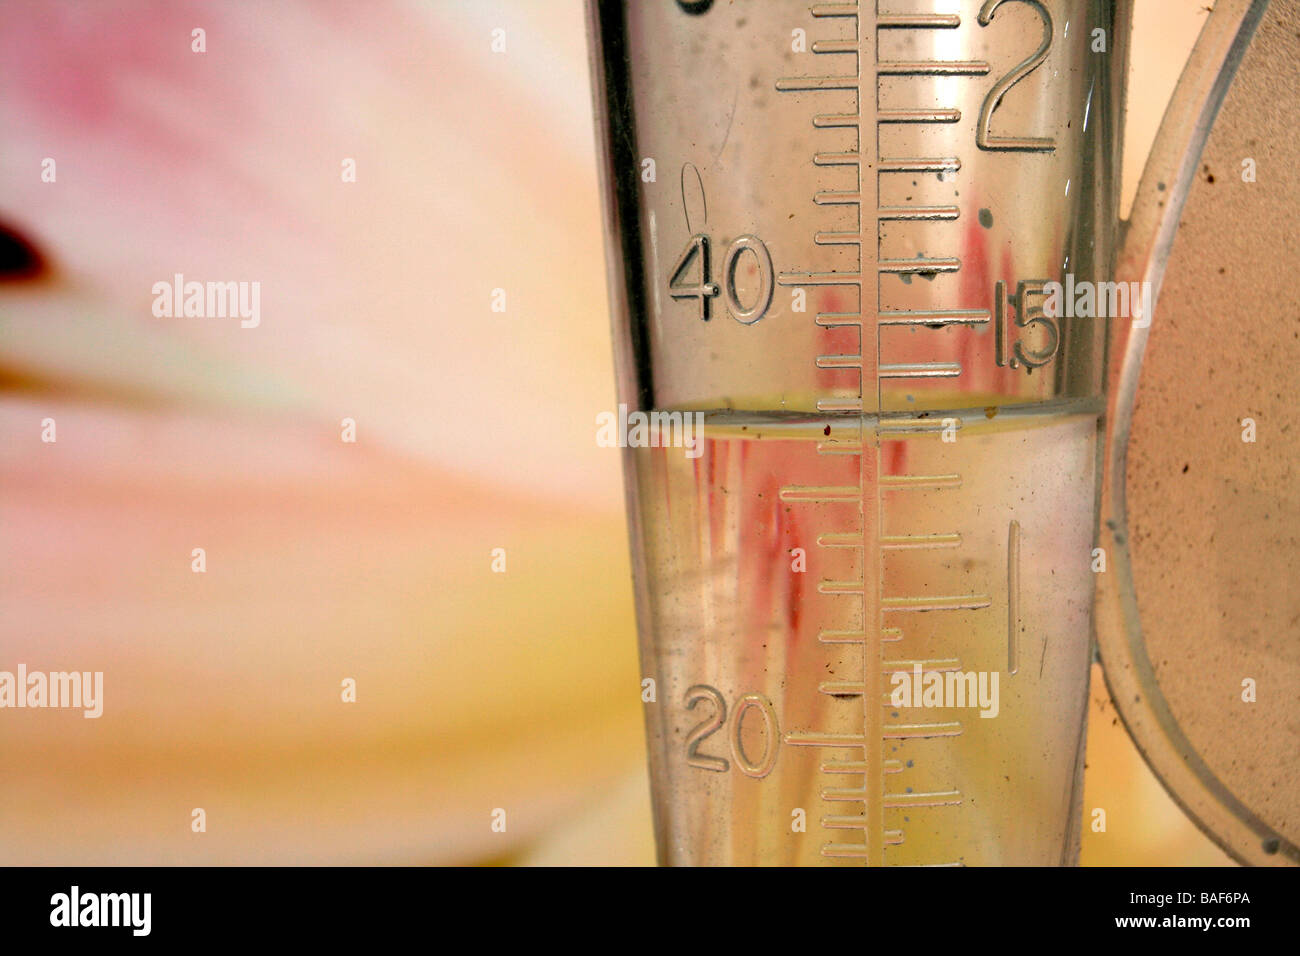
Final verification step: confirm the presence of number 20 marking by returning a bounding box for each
[683,685,780,777]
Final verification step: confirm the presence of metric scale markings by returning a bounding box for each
[773,1,1000,865]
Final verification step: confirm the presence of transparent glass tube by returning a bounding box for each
[589,0,1123,865]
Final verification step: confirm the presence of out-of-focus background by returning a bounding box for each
[0,0,1232,864]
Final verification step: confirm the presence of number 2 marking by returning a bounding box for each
[976,0,1056,152]
[684,685,729,772]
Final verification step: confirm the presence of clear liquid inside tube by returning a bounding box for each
[629,399,1097,865]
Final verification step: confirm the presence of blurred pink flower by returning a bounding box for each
[0,0,647,864]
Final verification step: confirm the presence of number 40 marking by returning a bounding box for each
[669,233,774,324]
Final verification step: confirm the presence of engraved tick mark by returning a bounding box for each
[679,162,707,234]
[713,88,739,161]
